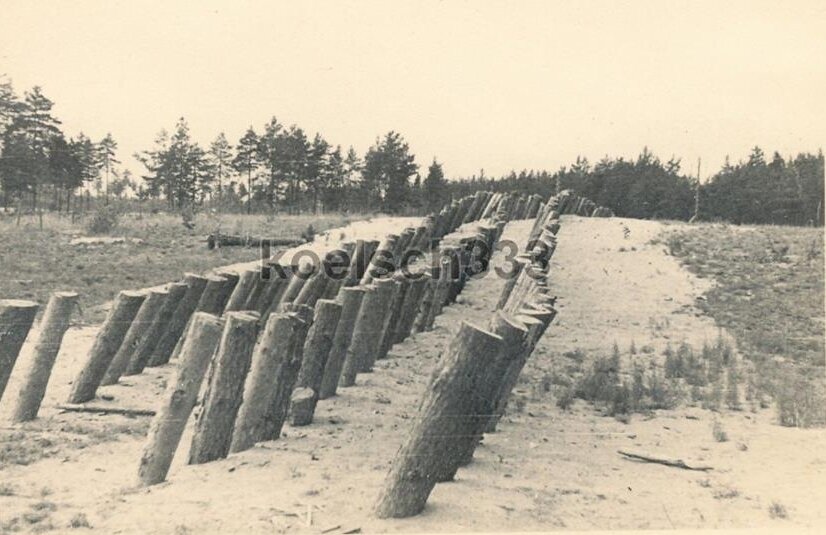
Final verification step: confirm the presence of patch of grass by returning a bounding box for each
[0,482,16,496]
[712,419,729,442]
[659,224,824,427]
[0,211,353,323]
[0,418,149,470]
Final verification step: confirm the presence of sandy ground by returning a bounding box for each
[1,216,824,533]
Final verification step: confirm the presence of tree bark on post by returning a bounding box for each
[375,275,408,361]
[290,299,342,425]
[257,266,292,317]
[412,270,439,333]
[67,291,145,403]
[374,322,504,519]
[101,289,169,385]
[12,292,79,422]
[230,313,306,453]
[224,269,259,312]
[188,311,259,464]
[318,286,365,399]
[452,311,528,469]
[137,313,223,486]
[0,299,39,404]
[485,307,556,432]
[392,274,430,344]
[150,274,208,366]
[131,282,188,372]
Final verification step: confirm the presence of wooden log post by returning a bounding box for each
[485,307,556,432]
[101,289,169,385]
[278,263,313,306]
[355,278,397,374]
[0,300,39,404]
[242,266,272,311]
[132,282,188,372]
[412,268,439,333]
[453,312,528,468]
[67,291,145,403]
[10,293,78,421]
[137,313,223,486]
[338,284,378,386]
[205,272,238,314]
[294,262,330,308]
[423,255,453,331]
[188,311,259,464]
[374,322,504,519]
[290,299,342,425]
[149,274,208,366]
[495,259,527,310]
[318,287,365,399]
[322,243,355,299]
[224,269,260,312]
[375,274,410,361]
[361,234,399,285]
[392,274,430,344]
[257,265,293,317]
[230,312,307,453]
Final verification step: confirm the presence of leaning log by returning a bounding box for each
[374,322,504,518]
[130,282,188,372]
[318,286,366,399]
[101,289,169,385]
[11,292,79,422]
[137,313,224,486]
[290,299,342,425]
[0,299,39,404]
[149,273,208,366]
[230,312,307,453]
[188,311,259,464]
[67,291,145,403]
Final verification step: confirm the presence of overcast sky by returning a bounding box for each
[1,0,823,180]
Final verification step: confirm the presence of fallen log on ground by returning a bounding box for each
[207,233,306,249]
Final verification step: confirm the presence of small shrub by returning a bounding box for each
[69,513,91,528]
[768,501,788,519]
[85,205,120,235]
[0,482,16,496]
[555,387,575,411]
[629,340,637,355]
[712,419,729,442]
[776,367,826,428]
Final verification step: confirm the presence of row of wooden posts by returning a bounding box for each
[373,191,567,518]
[0,188,543,423]
[0,188,604,518]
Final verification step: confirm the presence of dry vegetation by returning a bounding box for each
[655,223,825,427]
[0,209,352,323]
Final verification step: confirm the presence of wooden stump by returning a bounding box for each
[67,291,145,403]
[149,274,208,366]
[412,271,439,333]
[318,287,365,399]
[11,292,79,422]
[132,282,188,371]
[0,299,39,404]
[230,313,307,453]
[375,275,407,361]
[196,274,233,315]
[224,269,260,312]
[346,278,396,378]
[374,322,503,518]
[289,387,315,426]
[242,267,271,311]
[279,264,313,306]
[101,289,169,385]
[495,259,527,310]
[137,313,223,486]
[294,265,329,308]
[256,266,292,317]
[392,274,430,343]
[188,311,259,464]
[290,299,342,425]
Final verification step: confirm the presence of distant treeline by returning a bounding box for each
[443,147,824,226]
[2,75,822,225]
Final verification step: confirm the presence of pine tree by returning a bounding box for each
[362,131,417,213]
[232,127,259,214]
[97,133,119,204]
[423,158,447,212]
[209,132,233,204]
